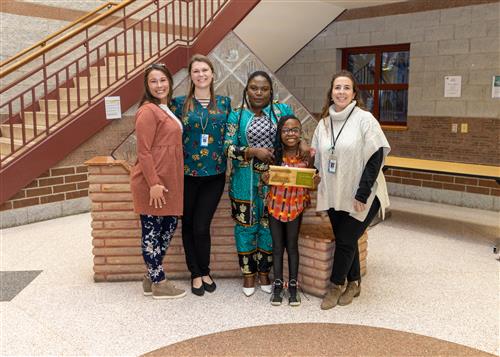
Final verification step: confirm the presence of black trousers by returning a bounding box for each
[327,197,380,285]
[182,173,226,279]
[269,213,302,282]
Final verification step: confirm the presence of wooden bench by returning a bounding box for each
[385,156,500,183]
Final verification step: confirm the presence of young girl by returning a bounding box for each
[262,115,320,306]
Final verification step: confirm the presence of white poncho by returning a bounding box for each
[312,101,391,222]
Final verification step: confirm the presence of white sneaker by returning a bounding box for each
[243,286,255,297]
[260,284,272,294]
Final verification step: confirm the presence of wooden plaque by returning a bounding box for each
[268,165,316,189]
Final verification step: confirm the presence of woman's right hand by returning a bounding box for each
[149,184,168,209]
[248,147,274,163]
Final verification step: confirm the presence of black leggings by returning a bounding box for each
[327,197,380,285]
[182,173,226,279]
[269,213,303,282]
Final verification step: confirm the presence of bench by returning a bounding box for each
[384,156,500,183]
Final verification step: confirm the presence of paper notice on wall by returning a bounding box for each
[444,76,461,98]
[105,96,122,119]
[492,76,500,99]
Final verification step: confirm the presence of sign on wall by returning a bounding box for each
[105,96,122,119]
[444,76,461,98]
[492,76,500,99]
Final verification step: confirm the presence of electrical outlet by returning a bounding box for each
[451,123,458,133]
[461,123,468,133]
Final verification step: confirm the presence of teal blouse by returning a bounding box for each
[171,95,231,176]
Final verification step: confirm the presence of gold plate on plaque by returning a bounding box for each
[268,165,316,189]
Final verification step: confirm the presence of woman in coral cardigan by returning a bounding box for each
[130,63,186,299]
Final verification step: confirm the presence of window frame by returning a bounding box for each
[342,43,410,126]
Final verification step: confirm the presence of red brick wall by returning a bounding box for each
[384,116,499,166]
[0,165,89,211]
[385,168,500,196]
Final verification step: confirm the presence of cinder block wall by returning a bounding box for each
[277,1,500,210]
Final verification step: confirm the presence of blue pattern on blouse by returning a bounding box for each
[171,95,231,176]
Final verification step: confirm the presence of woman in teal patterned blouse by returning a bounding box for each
[171,54,231,296]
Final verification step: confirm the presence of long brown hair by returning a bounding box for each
[139,63,173,107]
[183,54,216,114]
[319,70,365,119]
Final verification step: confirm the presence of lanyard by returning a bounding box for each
[329,106,355,152]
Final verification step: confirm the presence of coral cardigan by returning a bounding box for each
[130,103,184,216]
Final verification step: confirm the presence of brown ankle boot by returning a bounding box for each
[320,283,346,310]
[338,281,361,306]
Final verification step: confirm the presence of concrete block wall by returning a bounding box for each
[278,2,500,118]
[277,1,500,210]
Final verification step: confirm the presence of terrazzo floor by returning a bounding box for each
[0,197,499,356]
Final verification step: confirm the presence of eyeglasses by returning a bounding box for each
[282,127,301,135]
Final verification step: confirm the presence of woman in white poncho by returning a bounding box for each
[311,70,390,310]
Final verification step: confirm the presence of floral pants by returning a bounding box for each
[140,215,178,283]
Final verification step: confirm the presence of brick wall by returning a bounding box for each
[87,156,368,297]
[0,165,89,211]
[87,157,241,282]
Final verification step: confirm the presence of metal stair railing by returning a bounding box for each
[0,0,228,166]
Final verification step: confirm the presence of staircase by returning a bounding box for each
[0,0,259,204]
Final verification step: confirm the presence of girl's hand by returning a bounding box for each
[249,147,274,163]
[149,184,168,209]
[313,173,321,188]
[261,171,270,184]
[353,199,366,212]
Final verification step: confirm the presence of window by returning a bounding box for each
[342,44,410,125]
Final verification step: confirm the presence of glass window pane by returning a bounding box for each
[358,90,374,113]
[347,53,375,84]
[381,51,409,83]
[379,90,408,123]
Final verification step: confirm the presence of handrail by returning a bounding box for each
[0,0,135,78]
[0,2,119,69]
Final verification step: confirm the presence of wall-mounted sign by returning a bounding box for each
[492,75,500,99]
[444,76,461,98]
[105,96,122,119]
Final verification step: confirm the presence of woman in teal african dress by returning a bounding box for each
[224,71,295,297]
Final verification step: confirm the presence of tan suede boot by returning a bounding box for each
[320,283,346,310]
[152,279,186,299]
[338,281,361,306]
[142,275,152,296]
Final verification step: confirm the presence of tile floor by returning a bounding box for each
[0,197,498,356]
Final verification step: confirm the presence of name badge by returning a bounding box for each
[200,134,209,147]
[328,154,337,174]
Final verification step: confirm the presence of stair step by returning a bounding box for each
[106,54,141,67]
[58,87,92,101]
[0,123,45,141]
[73,76,113,89]
[23,112,61,126]
[90,65,127,79]
[39,99,82,114]
[0,137,23,156]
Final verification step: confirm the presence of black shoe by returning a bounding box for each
[288,279,301,306]
[270,279,284,306]
[191,279,205,296]
[202,275,216,293]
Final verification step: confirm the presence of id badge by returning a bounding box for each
[200,133,209,147]
[328,154,337,174]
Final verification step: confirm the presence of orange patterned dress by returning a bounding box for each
[267,156,311,222]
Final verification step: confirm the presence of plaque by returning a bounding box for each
[268,165,316,189]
